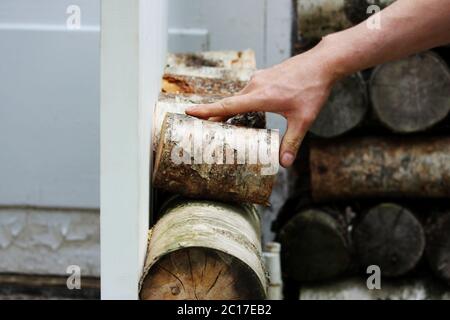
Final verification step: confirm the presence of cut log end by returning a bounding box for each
[353,203,425,277]
[279,209,351,282]
[140,248,266,300]
[370,52,450,133]
[310,73,367,138]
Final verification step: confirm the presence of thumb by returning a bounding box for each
[279,118,310,168]
[185,94,260,119]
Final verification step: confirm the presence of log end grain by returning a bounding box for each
[279,209,351,282]
[140,198,267,300]
[310,73,368,138]
[353,203,425,277]
[140,247,266,300]
[370,52,450,133]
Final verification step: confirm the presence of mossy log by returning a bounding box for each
[278,208,351,282]
[153,113,279,205]
[310,72,367,138]
[370,52,450,133]
[353,203,425,277]
[139,198,267,300]
[310,136,450,201]
[425,212,450,285]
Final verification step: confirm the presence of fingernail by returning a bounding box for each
[186,106,199,113]
[281,152,295,167]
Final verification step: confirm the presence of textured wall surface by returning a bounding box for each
[0,208,99,277]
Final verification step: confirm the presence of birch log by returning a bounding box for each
[310,137,450,201]
[353,203,425,277]
[153,94,266,150]
[162,74,246,95]
[297,0,395,45]
[310,73,368,137]
[153,113,279,205]
[425,212,450,285]
[278,208,351,282]
[164,66,254,82]
[370,52,450,133]
[139,198,267,300]
[166,50,257,69]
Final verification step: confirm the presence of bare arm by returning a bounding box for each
[186,0,450,168]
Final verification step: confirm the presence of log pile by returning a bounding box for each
[274,2,450,299]
[142,50,279,300]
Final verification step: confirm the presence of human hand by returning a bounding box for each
[185,47,340,168]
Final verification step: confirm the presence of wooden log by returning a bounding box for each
[310,73,368,138]
[310,136,450,201]
[164,65,254,82]
[166,49,257,69]
[153,113,279,205]
[370,52,450,133]
[162,74,246,95]
[297,0,395,46]
[153,94,266,150]
[139,198,267,300]
[425,212,450,285]
[278,208,351,282]
[353,203,425,277]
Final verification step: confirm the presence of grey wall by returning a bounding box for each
[0,0,100,277]
[0,0,100,209]
[168,0,293,68]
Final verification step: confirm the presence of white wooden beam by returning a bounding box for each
[100,0,167,299]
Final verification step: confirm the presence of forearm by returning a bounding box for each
[312,0,450,80]
[187,0,450,168]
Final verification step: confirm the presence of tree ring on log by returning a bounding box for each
[279,208,351,282]
[139,198,267,300]
[310,73,368,138]
[353,203,425,277]
[370,52,450,133]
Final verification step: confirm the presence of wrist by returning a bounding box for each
[313,33,354,83]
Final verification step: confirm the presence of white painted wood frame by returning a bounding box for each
[100,0,167,299]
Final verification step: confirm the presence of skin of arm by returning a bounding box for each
[186,0,450,168]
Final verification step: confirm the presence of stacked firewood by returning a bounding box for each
[273,0,450,299]
[140,50,280,300]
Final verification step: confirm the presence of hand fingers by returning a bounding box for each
[279,118,311,168]
[185,94,260,119]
